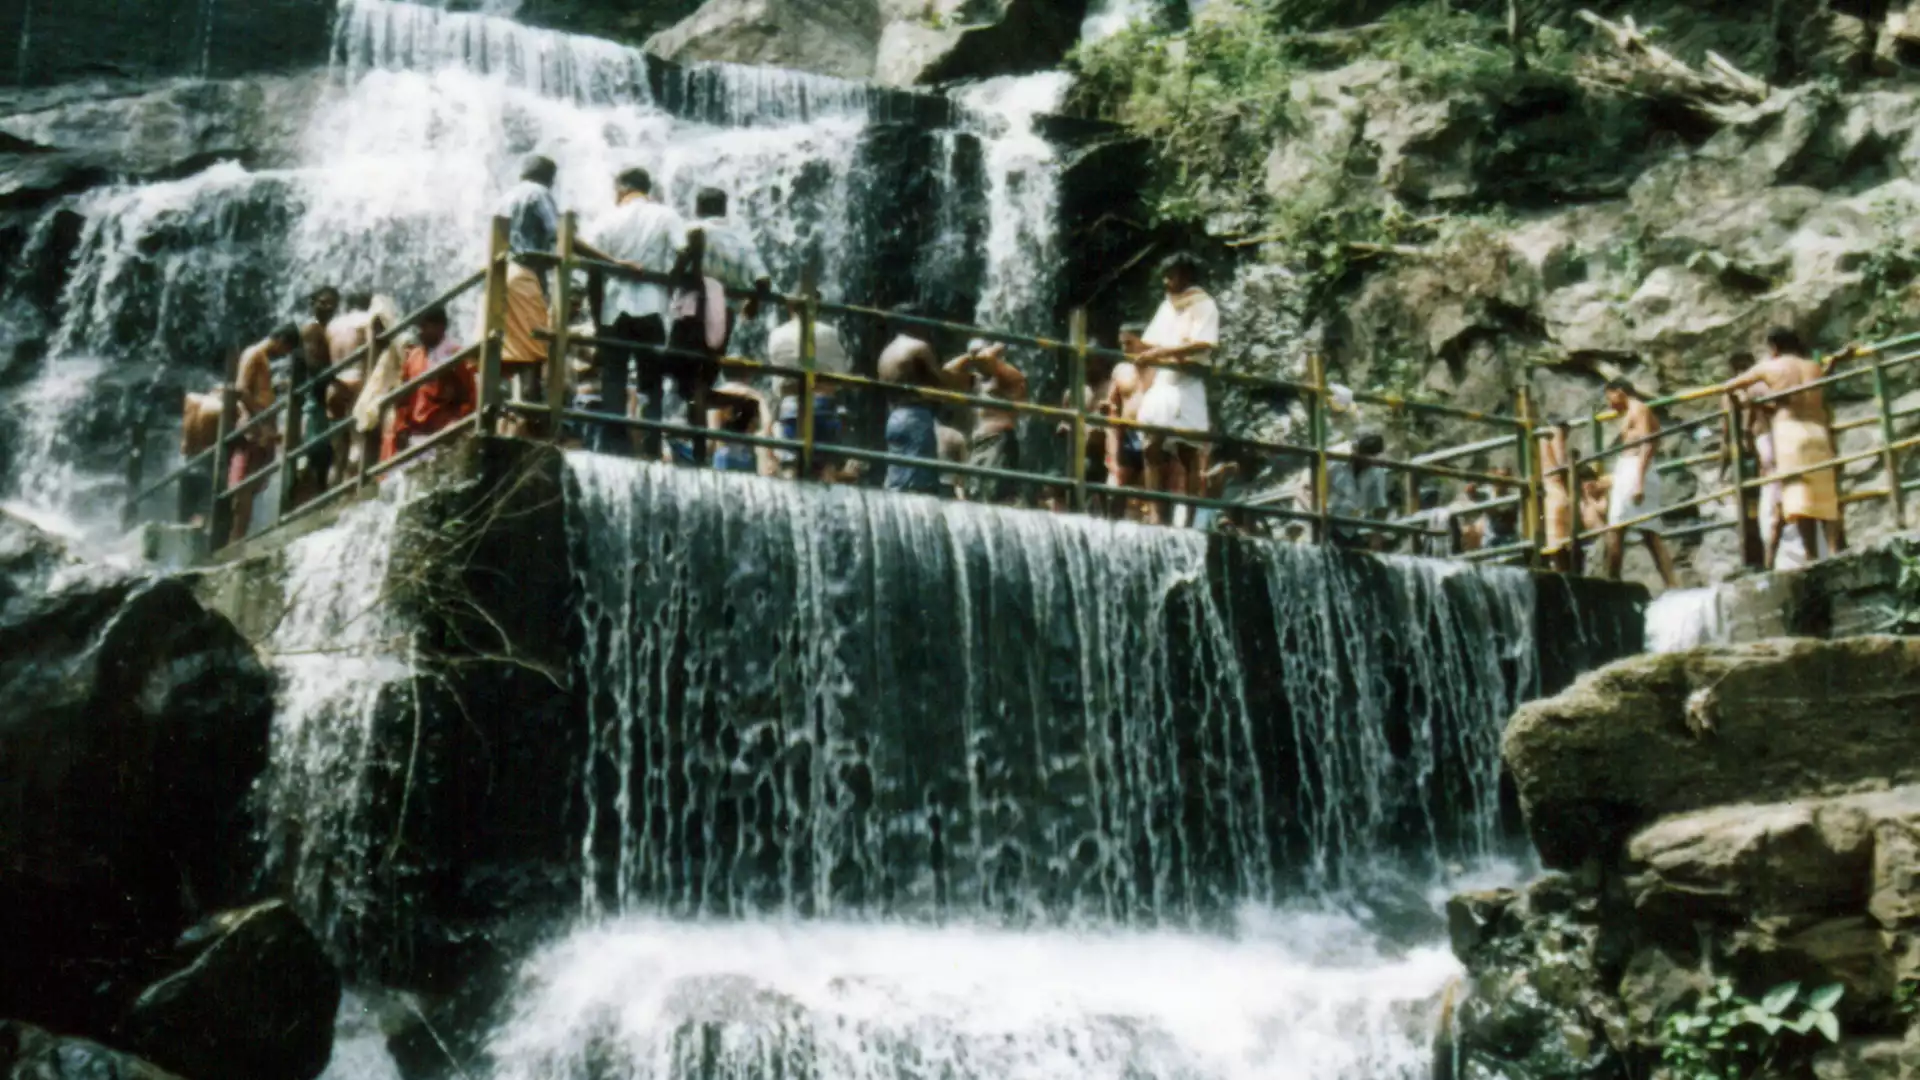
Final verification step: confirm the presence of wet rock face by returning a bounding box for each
[120,902,341,1080]
[0,512,275,1036]
[3,0,331,87]
[0,1022,184,1080]
[1503,636,1920,870]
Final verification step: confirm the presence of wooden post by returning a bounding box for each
[1069,309,1090,515]
[1567,447,1585,576]
[1726,392,1756,573]
[1874,357,1906,530]
[1515,387,1541,567]
[798,269,818,481]
[476,215,510,437]
[208,355,239,551]
[1308,353,1332,545]
[122,411,147,531]
[276,369,302,525]
[544,212,577,441]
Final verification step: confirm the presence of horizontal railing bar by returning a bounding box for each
[275,469,363,528]
[366,412,480,482]
[131,447,214,506]
[1414,433,1517,465]
[293,269,490,399]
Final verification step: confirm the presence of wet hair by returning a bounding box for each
[1159,252,1202,282]
[1355,432,1386,456]
[310,285,340,305]
[521,155,558,186]
[695,187,728,218]
[1119,322,1148,337]
[419,305,450,328]
[1603,378,1638,399]
[344,291,373,311]
[615,167,653,196]
[1766,326,1809,356]
[1729,350,1755,372]
[270,324,302,349]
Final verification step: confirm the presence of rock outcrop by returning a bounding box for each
[1503,636,1920,869]
[120,902,340,1080]
[0,511,276,1037]
[0,1022,184,1080]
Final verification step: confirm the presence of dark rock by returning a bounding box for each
[0,1021,183,1080]
[0,512,275,1037]
[120,902,340,1080]
[1504,637,1920,870]
[7,0,330,88]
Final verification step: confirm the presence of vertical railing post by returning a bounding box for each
[1567,446,1585,576]
[1874,357,1906,530]
[476,214,510,437]
[276,368,302,525]
[798,269,819,481]
[208,353,239,551]
[1069,309,1090,515]
[1726,391,1756,573]
[122,411,147,531]
[1515,386,1540,567]
[545,212,577,441]
[1308,353,1331,545]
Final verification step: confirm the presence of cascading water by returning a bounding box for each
[1646,586,1733,653]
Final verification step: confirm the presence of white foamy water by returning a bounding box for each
[488,911,1455,1080]
[959,73,1070,336]
[1645,587,1731,653]
[1082,0,1165,41]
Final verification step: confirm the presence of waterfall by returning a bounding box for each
[958,73,1070,337]
[565,455,1540,917]
[1646,587,1732,653]
[257,493,412,956]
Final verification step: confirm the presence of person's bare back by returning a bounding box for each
[236,340,277,420]
[1757,353,1827,424]
[878,333,947,390]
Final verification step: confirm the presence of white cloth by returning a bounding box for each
[1607,453,1665,536]
[1137,287,1218,441]
[591,197,689,323]
[351,296,407,434]
[768,318,851,375]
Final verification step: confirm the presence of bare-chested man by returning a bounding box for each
[179,390,223,526]
[292,286,342,505]
[945,339,1028,505]
[878,304,966,496]
[1101,323,1152,519]
[229,325,302,543]
[325,291,383,481]
[1718,327,1843,566]
[1600,379,1678,587]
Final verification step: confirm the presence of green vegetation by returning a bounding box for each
[1660,978,1843,1079]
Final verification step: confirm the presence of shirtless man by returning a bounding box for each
[229,325,302,543]
[292,286,342,504]
[1102,324,1151,519]
[180,390,223,526]
[944,339,1028,505]
[1718,327,1843,566]
[877,304,965,496]
[326,292,384,481]
[1601,379,1678,587]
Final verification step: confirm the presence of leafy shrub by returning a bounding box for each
[1661,978,1843,1080]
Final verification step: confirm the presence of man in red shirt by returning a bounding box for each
[384,306,472,461]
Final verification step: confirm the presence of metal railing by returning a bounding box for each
[125,211,1914,582]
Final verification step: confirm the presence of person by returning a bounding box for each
[1580,470,1612,538]
[349,295,407,474]
[1053,348,1115,513]
[1601,378,1678,587]
[1102,323,1151,519]
[1327,431,1390,550]
[945,339,1028,505]
[228,325,301,544]
[292,285,342,506]
[877,304,963,496]
[588,166,692,459]
[768,297,854,481]
[1135,253,1218,526]
[179,390,222,526]
[1723,351,1775,568]
[706,382,765,474]
[496,154,561,427]
[1540,422,1578,573]
[1717,327,1843,567]
[384,307,472,461]
[692,187,772,347]
[937,422,969,500]
[1481,465,1521,551]
[325,292,382,481]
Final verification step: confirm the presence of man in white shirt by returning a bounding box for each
[1327,432,1391,551]
[588,166,690,459]
[693,187,771,340]
[767,298,854,479]
[1134,253,1220,526]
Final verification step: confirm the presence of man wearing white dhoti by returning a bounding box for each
[1134,253,1219,527]
[1602,379,1678,588]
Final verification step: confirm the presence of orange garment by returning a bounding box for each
[382,343,474,460]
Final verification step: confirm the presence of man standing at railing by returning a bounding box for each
[383,306,471,462]
[878,303,964,496]
[1328,432,1390,551]
[587,167,690,460]
[1135,253,1219,527]
[945,339,1028,505]
[496,155,560,429]
[1717,327,1842,568]
[692,188,771,350]
[228,325,301,545]
[291,286,341,509]
[1602,379,1678,588]
[769,297,854,481]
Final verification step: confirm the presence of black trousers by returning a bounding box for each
[593,313,663,457]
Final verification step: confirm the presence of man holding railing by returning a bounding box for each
[1601,379,1679,587]
[1717,327,1842,567]
[769,297,853,481]
[692,187,771,347]
[383,306,471,462]
[496,156,561,429]
[1134,253,1219,527]
[586,167,690,460]
[228,325,301,544]
[878,304,964,496]
[945,339,1028,505]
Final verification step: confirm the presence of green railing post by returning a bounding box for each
[1308,353,1331,545]
[1069,308,1090,514]
[476,214,510,437]
[1726,391,1757,573]
[1567,446,1585,576]
[1874,357,1906,530]
[1515,386,1540,567]
[545,211,577,440]
[798,269,818,481]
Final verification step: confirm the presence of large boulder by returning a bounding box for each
[0,511,275,1036]
[0,1022,183,1080]
[120,902,340,1080]
[1503,636,1920,870]
[647,0,882,81]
